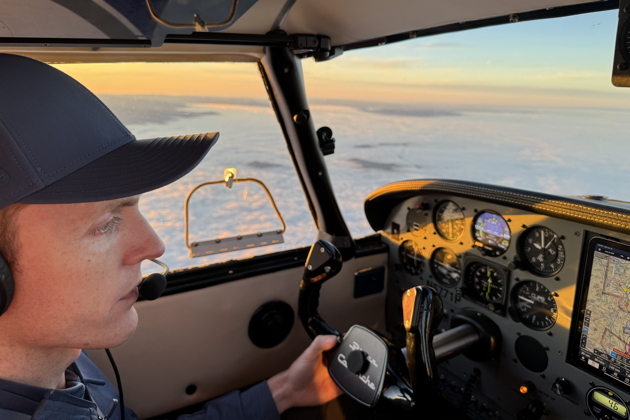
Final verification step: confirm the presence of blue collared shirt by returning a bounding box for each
[0,352,280,420]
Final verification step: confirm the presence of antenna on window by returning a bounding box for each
[145,0,239,32]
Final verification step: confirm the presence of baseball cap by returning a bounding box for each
[0,54,218,210]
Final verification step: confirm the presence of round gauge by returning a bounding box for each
[511,281,558,330]
[518,226,566,276]
[465,262,506,305]
[473,211,511,256]
[430,248,461,287]
[399,240,424,275]
[406,207,426,236]
[434,201,465,241]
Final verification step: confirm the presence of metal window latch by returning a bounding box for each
[146,0,239,30]
[185,168,286,258]
[224,168,236,188]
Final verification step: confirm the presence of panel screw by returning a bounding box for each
[624,6,630,13]
[618,62,628,71]
[574,231,581,237]
[548,331,553,336]
[283,67,290,73]
[555,276,560,281]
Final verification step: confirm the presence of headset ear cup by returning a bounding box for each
[0,253,14,316]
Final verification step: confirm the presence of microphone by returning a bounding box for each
[138,259,169,301]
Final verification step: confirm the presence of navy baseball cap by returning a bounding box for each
[0,54,219,210]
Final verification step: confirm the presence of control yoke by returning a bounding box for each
[298,240,502,414]
[402,286,444,400]
[298,240,343,339]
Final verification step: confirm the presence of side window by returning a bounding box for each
[55,63,316,271]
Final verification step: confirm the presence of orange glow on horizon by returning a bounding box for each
[52,60,630,109]
[53,62,268,98]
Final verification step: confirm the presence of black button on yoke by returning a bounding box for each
[346,350,369,374]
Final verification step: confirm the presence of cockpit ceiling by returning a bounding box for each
[0,0,603,62]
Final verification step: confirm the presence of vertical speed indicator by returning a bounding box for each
[511,281,557,330]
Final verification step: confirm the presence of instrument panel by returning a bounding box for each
[380,192,630,420]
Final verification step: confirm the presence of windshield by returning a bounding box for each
[303,10,630,238]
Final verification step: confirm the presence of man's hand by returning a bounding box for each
[268,335,344,414]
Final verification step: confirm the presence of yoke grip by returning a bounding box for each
[402,286,444,403]
[298,240,343,339]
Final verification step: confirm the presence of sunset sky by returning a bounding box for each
[55,10,629,108]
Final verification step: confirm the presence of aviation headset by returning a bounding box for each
[0,252,14,316]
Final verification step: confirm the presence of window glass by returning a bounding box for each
[303,10,630,239]
[55,63,316,271]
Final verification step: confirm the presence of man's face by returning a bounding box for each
[4,196,165,350]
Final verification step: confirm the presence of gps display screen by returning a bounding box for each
[570,237,630,391]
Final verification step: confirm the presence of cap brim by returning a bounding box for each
[20,132,219,204]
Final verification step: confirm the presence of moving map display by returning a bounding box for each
[573,238,630,390]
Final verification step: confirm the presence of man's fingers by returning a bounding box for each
[303,335,339,360]
[314,335,340,351]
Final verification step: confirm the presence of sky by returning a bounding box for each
[54,9,630,109]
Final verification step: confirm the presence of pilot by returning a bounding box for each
[0,53,342,419]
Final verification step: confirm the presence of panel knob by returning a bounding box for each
[516,399,545,420]
[346,350,369,374]
[552,377,572,396]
